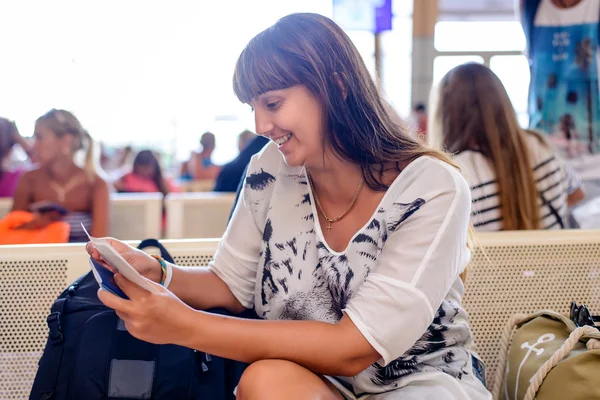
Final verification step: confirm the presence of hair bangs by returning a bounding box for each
[233,29,302,104]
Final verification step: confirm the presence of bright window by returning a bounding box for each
[490,55,531,126]
[433,16,530,127]
[0,0,337,168]
[433,56,484,84]
[435,21,526,52]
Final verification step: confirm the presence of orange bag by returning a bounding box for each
[0,211,70,245]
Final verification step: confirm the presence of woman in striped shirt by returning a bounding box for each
[428,63,574,231]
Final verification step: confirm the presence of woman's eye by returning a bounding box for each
[266,101,279,110]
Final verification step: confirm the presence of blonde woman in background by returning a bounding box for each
[428,63,578,231]
[12,109,109,242]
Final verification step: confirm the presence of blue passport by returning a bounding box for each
[89,258,129,300]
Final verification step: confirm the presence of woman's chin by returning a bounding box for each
[281,153,305,168]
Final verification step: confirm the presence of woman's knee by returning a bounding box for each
[236,360,343,400]
[237,360,278,397]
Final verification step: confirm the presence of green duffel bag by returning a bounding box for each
[491,309,600,400]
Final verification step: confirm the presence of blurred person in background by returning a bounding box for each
[181,131,221,180]
[429,63,579,231]
[11,109,109,241]
[214,132,269,192]
[115,149,179,195]
[0,117,32,197]
[237,129,256,152]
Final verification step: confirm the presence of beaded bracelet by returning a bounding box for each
[151,255,171,288]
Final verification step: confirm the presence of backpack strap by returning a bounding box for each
[138,238,175,263]
[38,297,68,399]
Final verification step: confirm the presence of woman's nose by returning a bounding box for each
[254,110,274,138]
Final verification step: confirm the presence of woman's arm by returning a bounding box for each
[91,176,110,237]
[15,136,34,160]
[11,171,34,211]
[562,161,585,206]
[568,187,585,206]
[86,238,246,314]
[184,309,380,376]
[112,177,126,193]
[101,277,381,377]
[168,266,246,313]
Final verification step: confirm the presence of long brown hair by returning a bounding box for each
[232,13,456,191]
[36,109,98,181]
[429,63,540,230]
[133,150,170,196]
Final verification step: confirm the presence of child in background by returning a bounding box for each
[115,150,179,195]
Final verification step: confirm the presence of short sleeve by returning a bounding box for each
[562,162,582,195]
[343,160,472,366]
[208,171,263,309]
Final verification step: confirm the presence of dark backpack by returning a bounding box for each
[30,238,252,400]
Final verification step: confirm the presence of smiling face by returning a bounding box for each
[251,85,327,168]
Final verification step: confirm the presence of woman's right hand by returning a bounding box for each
[85,238,163,283]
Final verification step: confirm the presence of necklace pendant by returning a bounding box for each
[326,220,332,233]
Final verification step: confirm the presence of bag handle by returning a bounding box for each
[492,312,600,400]
[137,238,175,264]
[492,313,530,398]
[524,325,599,400]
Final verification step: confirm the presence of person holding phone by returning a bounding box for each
[87,14,490,400]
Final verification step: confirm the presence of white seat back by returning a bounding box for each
[165,192,236,239]
[4,230,600,397]
[110,193,163,239]
[180,180,215,192]
[0,194,162,240]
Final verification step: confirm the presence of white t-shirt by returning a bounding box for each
[455,133,569,232]
[209,143,490,398]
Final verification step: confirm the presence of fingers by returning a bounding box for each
[105,237,132,253]
[97,287,133,314]
[114,273,152,299]
[116,310,131,321]
[86,241,100,259]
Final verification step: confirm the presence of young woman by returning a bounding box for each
[88,14,490,400]
[115,150,178,195]
[12,109,109,242]
[429,63,573,231]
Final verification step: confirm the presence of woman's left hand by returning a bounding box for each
[98,274,196,345]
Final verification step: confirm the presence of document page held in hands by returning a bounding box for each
[82,224,160,294]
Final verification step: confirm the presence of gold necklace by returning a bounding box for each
[49,176,83,202]
[307,172,364,234]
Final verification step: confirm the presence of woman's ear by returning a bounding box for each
[333,72,348,100]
